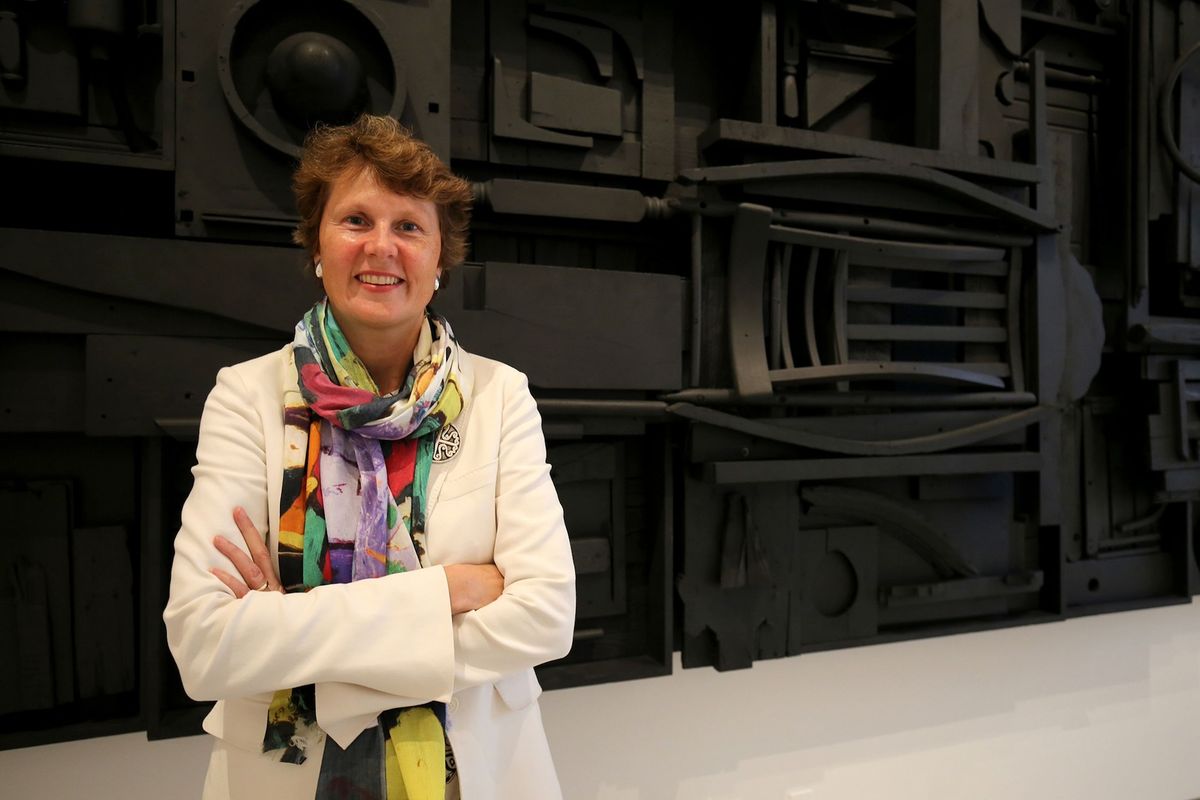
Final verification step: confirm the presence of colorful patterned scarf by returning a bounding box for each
[264,298,463,799]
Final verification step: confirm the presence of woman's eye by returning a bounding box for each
[398,221,421,233]
[344,214,367,226]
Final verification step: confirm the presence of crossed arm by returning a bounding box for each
[211,505,505,614]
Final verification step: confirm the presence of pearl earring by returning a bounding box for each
[434,275,441,291]
[314,260,324,278]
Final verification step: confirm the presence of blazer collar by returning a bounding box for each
[454,342,475,418]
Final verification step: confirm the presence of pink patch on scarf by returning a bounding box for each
[300,363,377,422]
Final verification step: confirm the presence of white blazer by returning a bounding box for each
[163,345,576,800]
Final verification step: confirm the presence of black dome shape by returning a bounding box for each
[265,32,367,126]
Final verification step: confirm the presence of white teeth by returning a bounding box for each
[358,274,401,286]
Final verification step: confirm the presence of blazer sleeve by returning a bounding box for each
[163,364,456,704]
[450,369,576,689]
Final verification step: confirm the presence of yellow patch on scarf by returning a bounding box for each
[279,530,304,550]
[384,707,445,800]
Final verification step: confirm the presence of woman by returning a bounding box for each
[163,115,576,800]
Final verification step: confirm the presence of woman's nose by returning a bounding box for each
[364,225,398,258]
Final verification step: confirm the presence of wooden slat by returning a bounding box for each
[849,253,1009,275]
[767,361,1005,388]
[803,248,821,366]
[688,125,1048,188]
[728,204,775,399]
[956,362,1012,377]
[769,245,783,369]
[688,408,1032,448]
[1006,247,1025,393]
[663,387,1037,408]
[704,451,1043,483]
[670,402,1044,458]
[768,224,1005,261]
[779,243,795,368]
[774,209,1035,247]
[833,250,849,364]
[846,324,1008,343]
[845,285,1007,309]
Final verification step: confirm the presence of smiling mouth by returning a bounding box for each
[357,274,402,286]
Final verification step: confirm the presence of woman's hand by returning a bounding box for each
[211,507,282,598]
[444,564,504,615]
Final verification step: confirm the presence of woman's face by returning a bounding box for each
[315,167,441,346]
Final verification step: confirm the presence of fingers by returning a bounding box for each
[213,534,268,591]
[210,566,250,599]
[211,507,281,597]
[232,506,280,591]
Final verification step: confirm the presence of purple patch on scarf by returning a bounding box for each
[328,542,354,585]
[351,437,389,581]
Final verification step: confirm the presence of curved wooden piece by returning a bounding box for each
[728,203,775,400]
[767,362,1005,389]
[780,243,796,369]
[769,225,1006,263]
[528,13,615,79]
[679,157,1059,232]
[541,2,645,79]
[492,57,594,147]
[833,250,849,365]
[769,246,783,369]
[663,387,1037,408]
[803,248,821,367]
[667,402,1044,457]
[800,485,978,578]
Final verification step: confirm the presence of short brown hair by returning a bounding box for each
[292,115,473,272]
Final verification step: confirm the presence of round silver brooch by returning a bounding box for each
[434,423,461,463]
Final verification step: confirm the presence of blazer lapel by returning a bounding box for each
[426,348,476,511]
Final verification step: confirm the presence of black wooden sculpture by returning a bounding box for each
[0,0,1197,747]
